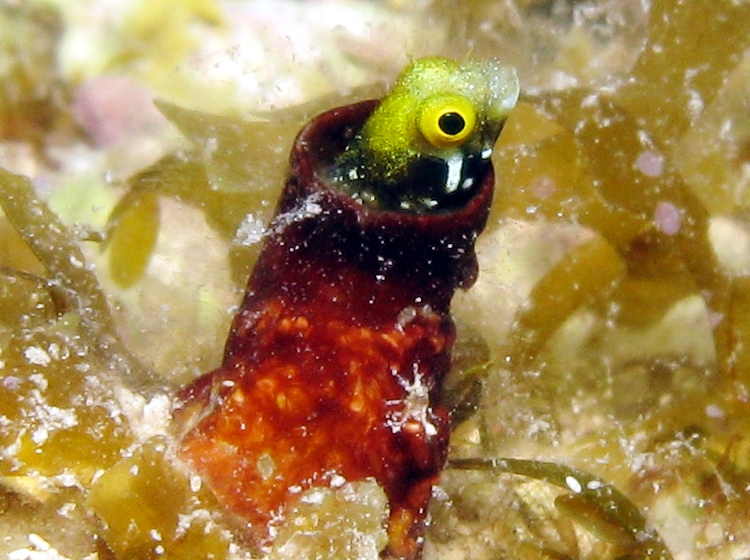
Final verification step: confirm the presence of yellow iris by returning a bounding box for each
[417,94,477,148]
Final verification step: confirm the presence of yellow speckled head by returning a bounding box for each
[333,57,519,212]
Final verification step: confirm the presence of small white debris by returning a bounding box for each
[461,177,474,190]
[3,375,21,390]
[24,347,51,367]
[25,394,78,447]
[586,479,603,491]
[8,533,74,560]
[708,310,724,328]
[47,343,61,361]
[68,255,84,268]
[686,89,704,120]
[27,534,50,551]
[74,362,91,373]
[396,306,417,330]
[175,508,214,539]
[90,469,106,485]
[234,213,267,246]
[580,93,600,108]
[329,473,347,488]
[113,386,172,443]
[31,426,49,445]
[708,215,750,276]
[705,404,725,419]
[635,150,664,177]
[203,137,219,159]
[29,373,48,391]
[190,474,202,492]
[270,192,324,234]
[654,201,681,235]
[57,502,77,517]
[300,488,326,505]
[565,475,583,494]
[386,370,438,438]
[550,70,580,90]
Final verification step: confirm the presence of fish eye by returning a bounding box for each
[418,95,476,148]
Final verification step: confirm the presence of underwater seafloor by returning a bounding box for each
[1,0,750,559]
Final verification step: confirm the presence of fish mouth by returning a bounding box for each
[364,150,493,214]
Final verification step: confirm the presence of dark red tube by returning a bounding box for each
[174,100,494,559]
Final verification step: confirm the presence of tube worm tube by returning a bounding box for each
[175,95,499,558]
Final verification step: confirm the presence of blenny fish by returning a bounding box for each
[174,57,519,559]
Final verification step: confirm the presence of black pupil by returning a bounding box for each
[438,112,465,136]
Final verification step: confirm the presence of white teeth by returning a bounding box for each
[445,153,464,193]
[481,147,493,160]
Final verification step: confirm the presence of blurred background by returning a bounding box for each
[1,1,750,558]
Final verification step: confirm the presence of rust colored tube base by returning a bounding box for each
[174,100,494,559]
